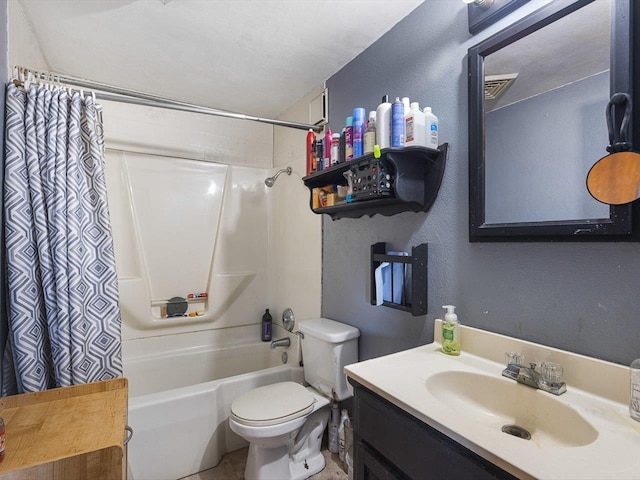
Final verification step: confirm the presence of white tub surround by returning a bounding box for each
[344,320,640,480]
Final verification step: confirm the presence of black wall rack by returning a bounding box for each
[370,242,428,316]
[303,144,448,220]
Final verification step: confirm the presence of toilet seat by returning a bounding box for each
[230,381,315,427]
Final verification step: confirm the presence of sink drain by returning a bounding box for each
[501,424,531,440]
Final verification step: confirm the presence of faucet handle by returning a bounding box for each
[505,352,524,366]
[541,362,564,385]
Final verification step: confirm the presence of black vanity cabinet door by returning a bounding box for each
[352,382,519,480]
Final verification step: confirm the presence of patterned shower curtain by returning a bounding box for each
[2,83,122,394]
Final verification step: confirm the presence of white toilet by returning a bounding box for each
[229,317,360,480]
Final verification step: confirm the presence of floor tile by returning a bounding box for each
[180,445,348,480]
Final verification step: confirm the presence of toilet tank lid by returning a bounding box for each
[299,318,360,343]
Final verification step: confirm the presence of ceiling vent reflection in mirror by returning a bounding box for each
[484,73,518,100]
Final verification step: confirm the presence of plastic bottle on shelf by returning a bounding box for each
[306,129,315,175]
[423,107,439,149]
[376,95,391,149]
[363,111,376,154]
[345,116,354,161]
[353,107,366,157]
[331,133,340,166]
[339,128,346,164]
[323,125,332,169]
[404,102,425,146]
[328,402,340,453]
[391,97,404,147]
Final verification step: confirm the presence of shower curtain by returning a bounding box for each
[2,83,122,394]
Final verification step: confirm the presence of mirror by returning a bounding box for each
[468,0,638,241]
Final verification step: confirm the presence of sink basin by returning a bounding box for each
[426,371,598,447]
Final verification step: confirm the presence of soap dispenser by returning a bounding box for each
[442,305,460,356]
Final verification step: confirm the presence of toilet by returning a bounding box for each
[229,318,360,480]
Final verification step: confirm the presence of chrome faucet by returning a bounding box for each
[270,337,291,349]
[502,359,567,396]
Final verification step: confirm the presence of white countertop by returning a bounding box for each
[344,320,640,480]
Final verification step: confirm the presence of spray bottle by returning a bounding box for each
[376,95,391,149]
[306,129,315,175]
[391,97,404,147]
[441,305,460,356]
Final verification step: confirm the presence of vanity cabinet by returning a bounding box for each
[302,145,448,220]
[351,380,518,480]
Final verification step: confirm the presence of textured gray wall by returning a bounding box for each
[323,1,640,365]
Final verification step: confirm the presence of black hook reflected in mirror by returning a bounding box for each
[587,93,640,205]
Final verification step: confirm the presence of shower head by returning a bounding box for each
[265,167,292,187]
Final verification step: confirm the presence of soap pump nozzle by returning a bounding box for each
[442,305,457,322]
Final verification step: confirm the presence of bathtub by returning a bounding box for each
[123,326,301,480]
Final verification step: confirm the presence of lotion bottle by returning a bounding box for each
[441,305,460,356]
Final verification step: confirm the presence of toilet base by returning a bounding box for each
[244,444,325,480]
[242,403,330,480]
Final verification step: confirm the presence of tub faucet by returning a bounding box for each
[502,359,566,395]
[270,337,291,349]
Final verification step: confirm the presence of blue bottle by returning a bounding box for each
[353,107,365,157]
[391,97,404,147]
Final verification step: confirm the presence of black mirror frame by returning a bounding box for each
[468,0,640,242]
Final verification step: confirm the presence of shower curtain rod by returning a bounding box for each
[13,66,324,133]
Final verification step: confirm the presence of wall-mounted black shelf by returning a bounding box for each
[302,144,448,220]
[370,242,428,316]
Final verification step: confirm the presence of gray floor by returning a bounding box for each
[180,445,348,480]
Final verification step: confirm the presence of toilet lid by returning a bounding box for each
[231,381,315,426]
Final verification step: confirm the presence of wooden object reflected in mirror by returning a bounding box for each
[587,152,640,205]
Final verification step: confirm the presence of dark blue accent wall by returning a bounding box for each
[323,1,640,365]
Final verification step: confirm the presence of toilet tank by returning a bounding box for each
[299,318,360,401]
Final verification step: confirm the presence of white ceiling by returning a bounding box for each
[19,0,425,119]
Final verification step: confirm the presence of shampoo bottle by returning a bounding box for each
[441,305,460,356]
[261,309,272,342]
[630,358,640,421]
